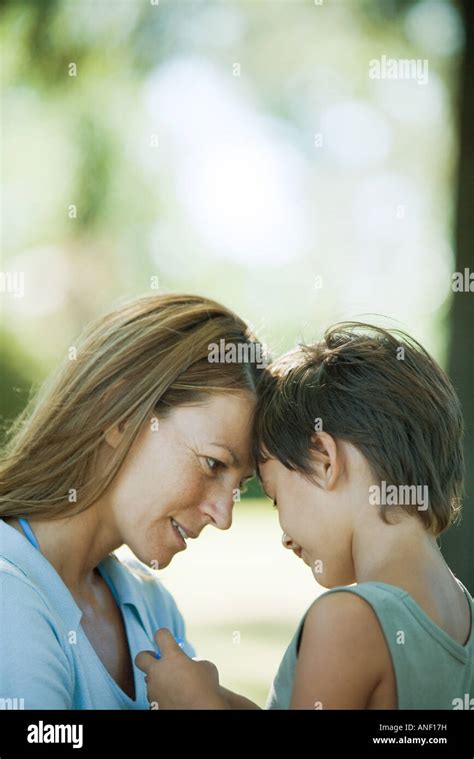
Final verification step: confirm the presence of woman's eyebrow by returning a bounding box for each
[211,442,255,480]
[210,442,240,466]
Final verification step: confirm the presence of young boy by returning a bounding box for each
[136,322,474,710]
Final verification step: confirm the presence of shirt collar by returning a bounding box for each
[0,518,144,630]
[98,552,147,620]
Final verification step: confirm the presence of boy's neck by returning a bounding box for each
[351,512,449,591]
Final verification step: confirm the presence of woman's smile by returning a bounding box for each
[169,517,202,548]
[170,518,187,548]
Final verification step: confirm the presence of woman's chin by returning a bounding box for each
[132,546,171,572]
[155,556,171,570]
[149,541,188,570]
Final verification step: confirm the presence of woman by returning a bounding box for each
[0,293,263,709]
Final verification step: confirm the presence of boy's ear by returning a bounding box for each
[308,432,341,490]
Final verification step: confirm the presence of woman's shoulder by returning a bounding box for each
[0,555,50,608]
[0,561,64,632]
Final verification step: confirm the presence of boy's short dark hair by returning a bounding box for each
[254,322,464,535]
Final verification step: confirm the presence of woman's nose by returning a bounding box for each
[203,498,233,530]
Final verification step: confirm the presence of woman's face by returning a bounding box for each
[107,392,256,570]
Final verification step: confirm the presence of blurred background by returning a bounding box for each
[1,0,473,706]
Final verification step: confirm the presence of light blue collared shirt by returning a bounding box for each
[0,518,196,710]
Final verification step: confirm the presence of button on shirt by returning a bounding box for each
[0,518,196,709]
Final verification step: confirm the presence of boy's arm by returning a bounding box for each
[290,592,389,709]
[136,629,261,709]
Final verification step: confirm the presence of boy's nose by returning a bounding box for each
[282,532,296,549]
[282,532,303,558]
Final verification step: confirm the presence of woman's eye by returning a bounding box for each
[206,457,224,473]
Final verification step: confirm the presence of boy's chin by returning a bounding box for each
[307,558,355,588]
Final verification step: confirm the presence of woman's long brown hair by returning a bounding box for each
[0,293,265,520]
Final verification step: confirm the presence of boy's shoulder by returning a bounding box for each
[305,581,407,623]
[304,584,387,641]
[290,586,393,708]
[298,583,396,669]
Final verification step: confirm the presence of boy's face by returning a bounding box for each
[259,451,359,588]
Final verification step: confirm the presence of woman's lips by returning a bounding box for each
[292,546,303,558]
[170,518,187,549]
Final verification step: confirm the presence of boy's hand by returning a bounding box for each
[135,628,229,709]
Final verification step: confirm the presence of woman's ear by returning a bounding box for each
[308,432,341,490]
[101,380,129,450]
[104,421,126,450]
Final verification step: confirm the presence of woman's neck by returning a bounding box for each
[4,509,119,595]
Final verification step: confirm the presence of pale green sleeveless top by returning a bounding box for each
[266,580,474,710]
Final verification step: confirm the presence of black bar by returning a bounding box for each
[0,709,472,758]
